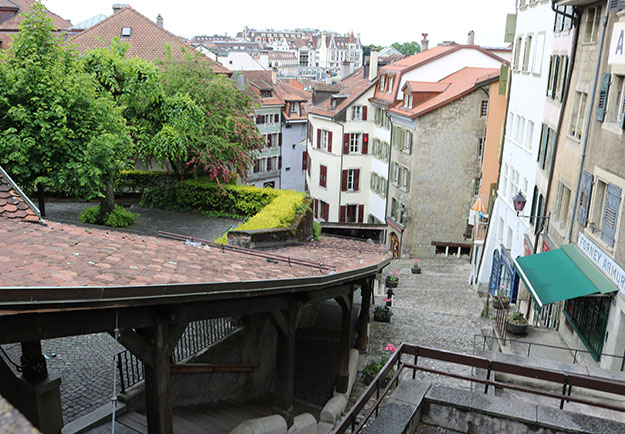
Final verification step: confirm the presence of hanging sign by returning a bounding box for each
[608,22,625,65]
[577,232,625,295]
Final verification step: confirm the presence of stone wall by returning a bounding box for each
[390,91,486,257]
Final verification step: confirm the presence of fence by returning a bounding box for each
[331,343,625,434]
[116,316,243,393]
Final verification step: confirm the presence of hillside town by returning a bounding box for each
[3,1,625,434]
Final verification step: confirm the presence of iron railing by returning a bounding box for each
[116,317,243,393]
[472,334,625,371]
[331,343,625,434]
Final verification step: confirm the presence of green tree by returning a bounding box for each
[363,44,383,57]
[0,1,132,220]
[391,41,421,56]
[158,47,265,183]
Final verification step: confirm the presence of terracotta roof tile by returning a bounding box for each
[0,218,389,288]
[0,0,72,31]
[68,6,230,74]
[0,168,43,224]
[309,68,377,119]
[389,67,499,119]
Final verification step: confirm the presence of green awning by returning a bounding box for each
[513,244,617,308]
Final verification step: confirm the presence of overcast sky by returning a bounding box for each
[44,0,516,48]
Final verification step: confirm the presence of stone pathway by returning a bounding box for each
[349,256,489,408]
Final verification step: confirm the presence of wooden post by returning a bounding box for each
[356,280,372,353]
[271,301,300,427]
[335,292,353,393]
[20,341,48,382]
[143,320,173,434]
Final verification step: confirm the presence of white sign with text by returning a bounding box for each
[577,232,625,295]
[609,22,625,65]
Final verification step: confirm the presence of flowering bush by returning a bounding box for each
[412,258,420,266]
[374,305,393,320]
[361,342,397,384]
[388,269,400,282]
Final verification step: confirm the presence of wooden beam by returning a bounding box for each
[268,311,288,336]
[167,321,189,353]
[170,363,255,374]
[115,329,154,368]
[273,300,300,427]
[143,318,173,434]
[356,280,372,352]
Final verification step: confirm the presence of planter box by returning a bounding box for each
[373,314,391,323]
[492,299,509,310]
[506,321,528,335]
[411,267,421,274]
[385,277,398,288]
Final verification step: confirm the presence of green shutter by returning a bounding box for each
[551,56,560,99]
[620,92,625,129]
[601,183,621,247]
[558,56,569,102]
[546,56,554,97]
[578,171,593,227]
[405,170,411,192]
[505,14,517,43]
[499,65,509,95]
[596,73,611,122]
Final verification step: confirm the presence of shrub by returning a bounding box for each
[78,205,138,228]
[313,221,322,241]
[115,170,178,194]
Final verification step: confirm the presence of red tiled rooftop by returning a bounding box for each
[390,67,499,120]
[0,170,42,224]
[309,68,377,119]
[0,218,389,288]
[0,0,72,31]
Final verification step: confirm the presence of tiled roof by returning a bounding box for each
[403,81,449,93]
[68,6,230,74]
[0,218,389,287]
[0,167,42,224]
[277,81,311,122]
[0,0,72,31]
[309,67,377,119]
[389,67,499,120]
[239,70,284,106]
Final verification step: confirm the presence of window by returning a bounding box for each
[372,138,390,162]
[341,168,360,192]
[526,120,534,150]
[387,76,394,94]
[317,129,332,151]
[380,75,386,92]
[564,296,611,361]
[546,55,568,101]
[352,106,362,120]
[390,198,407,225]
[319,164,327,188]
[260,89,272,98]
[121,27,132,37]
[349,133,362,153]
[474,177,481,196]
[514,36,522,70]
[531,33,545,75]
[555,182,572,226]
[569,91,587,140]
[478,137,485,163]
[370,172,388,197]
[607,74,625,125]
[290,102,300,114]
[537,124,556,176]
[374,107,390,129]
[265,133,280,148]
[347,169,356,190]
[314,199,330,221]
[264,113,279,125]
[589,178,622,247]
[392,126,412,153]
[584,7,602,44]
[522,35,532,72]
[480,100,489,117]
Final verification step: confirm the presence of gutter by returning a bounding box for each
[568,0,611,242]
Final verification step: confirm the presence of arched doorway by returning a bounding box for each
[390,232,400,258]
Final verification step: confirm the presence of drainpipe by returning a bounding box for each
[535,4,581,253]
[385,110,394,245]
[568,1,610,242]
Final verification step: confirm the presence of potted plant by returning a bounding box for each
[385,269,399,288]
[361,343,396,385]
[506,310,528,335]
[492,290,510,309]
[373,305,393,322]
[411,258,421,274]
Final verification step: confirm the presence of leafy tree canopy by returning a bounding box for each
[391,41,421,55]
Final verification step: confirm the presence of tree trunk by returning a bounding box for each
[97,176,115,225]
[36,184,46,217]
[168,157,182,182]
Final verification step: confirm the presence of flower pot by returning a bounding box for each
[361,372,375,385]
[492,299,509,309]
[385,276,398,288]
[411,267,421,274]
[506,320,528,335]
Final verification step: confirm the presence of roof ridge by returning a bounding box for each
[0,165,45,225]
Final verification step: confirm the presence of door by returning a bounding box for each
[390,232,400,259]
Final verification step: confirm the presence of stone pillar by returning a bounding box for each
[335,293,353,393]
[356,280,372,352]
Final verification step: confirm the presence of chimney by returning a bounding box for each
[467,30,475,45]
[156,14,163,29]
[112,4,126,14]
[340,60,350,79]
[421,33,429,51]
[271,67,278,84]
[369,49,379,81]
[325,70,332,85]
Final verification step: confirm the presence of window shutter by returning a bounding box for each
[278,156,282,169]
[317,129,321,149]
[577,171,593,226]
[405,170,411,192]
[596,73,611,122]
[362,106,367,120]
[406,132,412,154]
[545,56,553,97]
[601,183,622,247]
[324,203,329,221]
[267,134,272,147]
[362,133,369,154]
[314,199,319,218]
[558,56,568,102]
[254,159,260,173]
[341,169,348,191]
[620,92,625,129]
[302,151,308,170]
[551,56,560,99]
[320,165,327,187]
[358,204,364,223]
[328,131,333,152]
[343,133,350,154]
[340,205,347,223]
[354,169,360,191]
[307,156,311,175]
[278,133,282,147]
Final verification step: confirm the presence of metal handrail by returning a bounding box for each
[473,334,625,371]
[331,343,625,434]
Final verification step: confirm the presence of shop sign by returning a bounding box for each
[577,232,625,295]
[542,240,551,252]
[609,22,625,65]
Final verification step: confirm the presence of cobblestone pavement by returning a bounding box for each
[348,256,489,409]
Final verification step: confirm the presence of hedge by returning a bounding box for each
[115,170,179,194]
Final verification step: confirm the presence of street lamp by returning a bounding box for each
[511,191,550,224]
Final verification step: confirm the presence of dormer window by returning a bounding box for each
[387,76,394,94]
[260,90,272,98]
[380,75,386,92]
[290,102,300,114]
[121,27,132,37]
[403,94,409,108]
